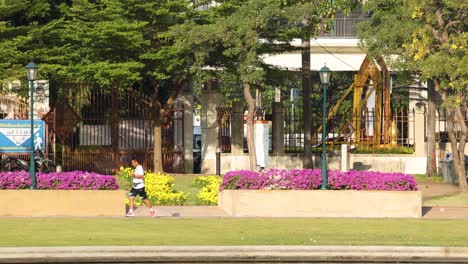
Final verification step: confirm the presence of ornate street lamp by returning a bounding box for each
[319,64,331,190]
[25,61,38,189]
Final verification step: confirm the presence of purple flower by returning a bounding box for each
[0,171,119,190]
[220,169,418,191]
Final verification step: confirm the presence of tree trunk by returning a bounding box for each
[111,85,120,171]
[302,37,312,168]
[149,79,186,173]
[443,94,467,193]
[454,107,467,192]
[151,82,164,173]
[243,81,257,170]
[426,80,437,176]
[153,110,163,173]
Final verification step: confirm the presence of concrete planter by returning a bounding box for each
[0,190,126,217]
[219,190,422,218]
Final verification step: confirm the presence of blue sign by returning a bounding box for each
[0,120,46,153]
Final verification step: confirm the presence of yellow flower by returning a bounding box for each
[119,168,187,206]
[194,175,221,205]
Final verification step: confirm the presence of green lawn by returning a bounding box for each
[413,174,444,184]
[172,174,201,205]
[424,193,468,207]
[1,218,468,247]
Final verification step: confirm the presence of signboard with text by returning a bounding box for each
[0,120,46,153]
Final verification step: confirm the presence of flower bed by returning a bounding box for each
[0,171,124,217]
[218,169,421,218]
[0,171,119,190]
[220,169,418,191]
[116,167,187,205]
[193,175,222,205]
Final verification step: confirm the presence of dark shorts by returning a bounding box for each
[129,187,148,200]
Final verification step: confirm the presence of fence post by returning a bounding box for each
[272,102,284,155]
[201,80,222,174]
[231,101,244,156]
[414,106,426,157]
[341,144,350,171]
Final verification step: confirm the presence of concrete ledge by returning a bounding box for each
[0,190,126,217]
[219,190,422,218]
[0,246,467,263]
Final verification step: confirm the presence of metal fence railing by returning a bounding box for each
[319,17,370,38]
[430,107,468,142]
[60,88,184,174]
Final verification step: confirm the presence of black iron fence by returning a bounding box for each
[216,106,271,154]
[284,102,304,153]
[216,102,415,155]
[216,107,232,153]
[429,107,468,142]
[60,88,184,174]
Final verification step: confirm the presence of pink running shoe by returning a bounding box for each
[149,209,156,218]
[126,211,135,217]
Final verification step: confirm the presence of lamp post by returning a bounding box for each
[319,64,331,190]
[26,61,38,189]
[216,147,221,176]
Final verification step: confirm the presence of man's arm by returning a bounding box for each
[133,166,145,178]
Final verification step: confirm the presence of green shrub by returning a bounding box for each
[353,146,414,154]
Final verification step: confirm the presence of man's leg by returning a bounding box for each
[126,194,136,217]
[143,199,156,218]
[140,188,155,218]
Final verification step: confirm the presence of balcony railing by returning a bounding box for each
[320,17,369,39]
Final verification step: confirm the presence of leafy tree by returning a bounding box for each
[172,0,292,169]
[273,0,356,167]
[120,0,195,172]
[0,0,195,172]
[172,0,354,169]
[359,0,467,191]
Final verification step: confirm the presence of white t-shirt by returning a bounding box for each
[132,165,145,189]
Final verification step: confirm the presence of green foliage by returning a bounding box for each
[172,0,355,92]
[0,0,195,104]
[193,175,221,205]
[358,0,467,105]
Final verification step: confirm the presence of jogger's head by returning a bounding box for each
[131,156,139,168]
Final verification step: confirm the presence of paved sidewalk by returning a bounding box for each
[422,206,468,219]
[132,205,468,219]
[133,206,227,218]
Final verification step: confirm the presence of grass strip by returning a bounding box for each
[1,218,468,247]
[424,193,468,207]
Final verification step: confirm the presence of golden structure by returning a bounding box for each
[319,55,392,146]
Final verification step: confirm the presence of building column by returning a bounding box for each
[201,80,222,174]
[341,144,350,171]
[272,102,284,155]
[179,81,194,173]
[231,101,244,155]
[414,103,426,157]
